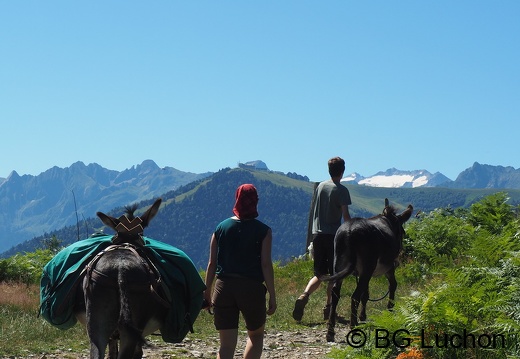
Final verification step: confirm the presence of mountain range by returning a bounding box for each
[343,162,520,189]
[1,160,520,258]
[0,160,210,253]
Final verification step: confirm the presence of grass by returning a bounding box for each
[0,282,90,357]
[0,258,405,358]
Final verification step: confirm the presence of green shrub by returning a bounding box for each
[0,249,54,284]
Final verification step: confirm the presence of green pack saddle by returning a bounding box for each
[39,235,206,343]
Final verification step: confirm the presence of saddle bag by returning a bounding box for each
[39,235,205,343]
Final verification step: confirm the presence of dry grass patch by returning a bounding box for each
[0,282,39,310]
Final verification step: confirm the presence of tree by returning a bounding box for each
[41,235,63,254]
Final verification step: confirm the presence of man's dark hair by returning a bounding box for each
[328,157,345,177]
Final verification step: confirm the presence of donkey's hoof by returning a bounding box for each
[326,333,335,342]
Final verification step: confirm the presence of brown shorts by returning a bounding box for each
[212,277,266,331]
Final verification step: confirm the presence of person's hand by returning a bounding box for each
[202,291,214,314]
[267,295,277,315]
[202,298,214,315]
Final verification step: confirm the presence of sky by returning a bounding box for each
[1,1,519,183]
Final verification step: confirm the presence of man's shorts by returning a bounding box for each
[212,276,267,331]
[312,233,335,277]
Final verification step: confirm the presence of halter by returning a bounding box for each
[116,215,144,235]
[111,215,145,245]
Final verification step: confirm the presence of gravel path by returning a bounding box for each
[141,328,341,358]
[4,327,347,359]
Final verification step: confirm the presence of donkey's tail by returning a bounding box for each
[320,226,357,282]
[320,263,355,282]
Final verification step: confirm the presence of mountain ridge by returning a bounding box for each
[1,160,520,255]
[4,167,520,268]
[0,160,211,252]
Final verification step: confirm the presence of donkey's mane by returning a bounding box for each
[124,204,139,220]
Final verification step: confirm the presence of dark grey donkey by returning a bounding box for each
[322,199,413,342]
[75,198,169,359]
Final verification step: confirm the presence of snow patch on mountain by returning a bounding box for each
[342,168,451,188]
[342,172,364,183]
[359,174,428,188]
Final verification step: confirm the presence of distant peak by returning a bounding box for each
[239,160,269,170]
[139,159,160,169]
[7,170,20,180]
[342,172,364,183]
[71,161,86,167]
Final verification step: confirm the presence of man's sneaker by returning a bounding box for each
[292,293,309,322]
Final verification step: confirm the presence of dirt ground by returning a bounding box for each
[4,327,347,359]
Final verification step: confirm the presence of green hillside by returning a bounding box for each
[2,191,520,358]
[7,167,520,270]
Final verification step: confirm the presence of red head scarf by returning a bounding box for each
[232,184,259,220]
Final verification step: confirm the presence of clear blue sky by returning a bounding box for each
[1,1,519,183]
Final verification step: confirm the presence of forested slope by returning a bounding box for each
[5,168,520,269]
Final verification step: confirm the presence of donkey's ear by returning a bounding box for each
[97,212,119,231]
[399,205,414,223]
[141,198,162,228]
[383,198,390,215]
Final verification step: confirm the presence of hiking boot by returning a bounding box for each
[323,304,331,320]
[292,293,309,322]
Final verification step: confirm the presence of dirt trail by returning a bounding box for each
[5,327,347,359]
[141,328,340,358]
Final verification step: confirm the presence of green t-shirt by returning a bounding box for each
[312,180,352,235]
[214,217,270,282]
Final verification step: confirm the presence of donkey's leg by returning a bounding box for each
[133,344,144,359]
[359,287,369,323]
[84,280,119,359]
[350,273,371,327]
[326,279,342,342]
[385,268,397,311]
[108,336,118,359]
[117,329,142,359]
[86,300,116,359]
[87,330,108,359]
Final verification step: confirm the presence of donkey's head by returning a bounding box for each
[96,198,162,246]
[382,198,413,247]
